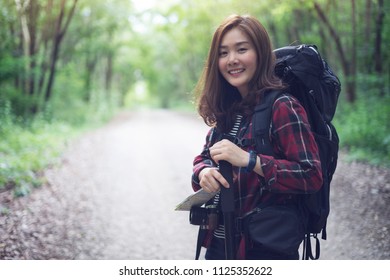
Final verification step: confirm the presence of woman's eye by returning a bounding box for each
[238,48,247,53]
[219,51,228,57]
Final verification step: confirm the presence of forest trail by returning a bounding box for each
[0,109,389,259]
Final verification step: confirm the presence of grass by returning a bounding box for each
[0,117,77,197]
[333,94,390,167]
[0,85,120,198]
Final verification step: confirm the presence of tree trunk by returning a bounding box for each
[45,34,62,102]
[84,54,98,102]
[105,52,113,93]
[44,0,78,102]
[27,0,39,96]
[364,0,372,72]
[351,0,357,99]
[15,0,31,95]
[37,0,53,97]
[374,0,385,96]
[314,1,356,103]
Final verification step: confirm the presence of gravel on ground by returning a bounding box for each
[0,110,389,260]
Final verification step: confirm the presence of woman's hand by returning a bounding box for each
[199,167,229,193]
[199,140,264,193]
[209,139,248,167]
[209,139,264,177]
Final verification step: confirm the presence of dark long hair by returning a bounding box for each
[194,14,285,132]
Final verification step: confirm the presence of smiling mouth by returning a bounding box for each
[229,69,245,75]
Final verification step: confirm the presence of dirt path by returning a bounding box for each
[0,109,389,260]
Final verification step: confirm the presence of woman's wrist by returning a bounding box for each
[244,150,257,172]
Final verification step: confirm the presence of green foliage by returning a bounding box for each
[0,0,389,197]
[0,54,23,83]
[334,94,390,166]
[0,111,71,196]
[0,92,113,197]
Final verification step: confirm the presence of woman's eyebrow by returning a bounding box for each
[219,41,250,49]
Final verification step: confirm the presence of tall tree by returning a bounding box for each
[364,0,373,71]
[374,0,385,96]
[314,1,356,103]
[14,0,34,95]
[44,0,78,102]
[37,0,54,98]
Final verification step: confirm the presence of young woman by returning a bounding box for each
[191,14,323,260]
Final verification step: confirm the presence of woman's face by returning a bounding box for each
[218,27,257,97]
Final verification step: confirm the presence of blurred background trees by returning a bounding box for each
[1,0,387,113]
[0,0,389,193]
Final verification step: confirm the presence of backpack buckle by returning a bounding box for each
[233,137,253,148]
[233,137,244,146]
[223,134,247,147]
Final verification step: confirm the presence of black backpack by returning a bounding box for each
[251,44,340,259]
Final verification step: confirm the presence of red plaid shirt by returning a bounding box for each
[191,94,323,258]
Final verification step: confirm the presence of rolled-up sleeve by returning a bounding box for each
[192,128,217,191]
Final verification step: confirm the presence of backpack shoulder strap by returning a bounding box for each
[252,90,283,156]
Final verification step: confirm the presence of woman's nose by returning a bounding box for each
[227,52,238,65]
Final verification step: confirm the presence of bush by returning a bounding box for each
[0,112,74,196]
[0,86,116,197]
[334,95,390,166]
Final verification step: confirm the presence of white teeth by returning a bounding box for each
[229,69,244,74]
